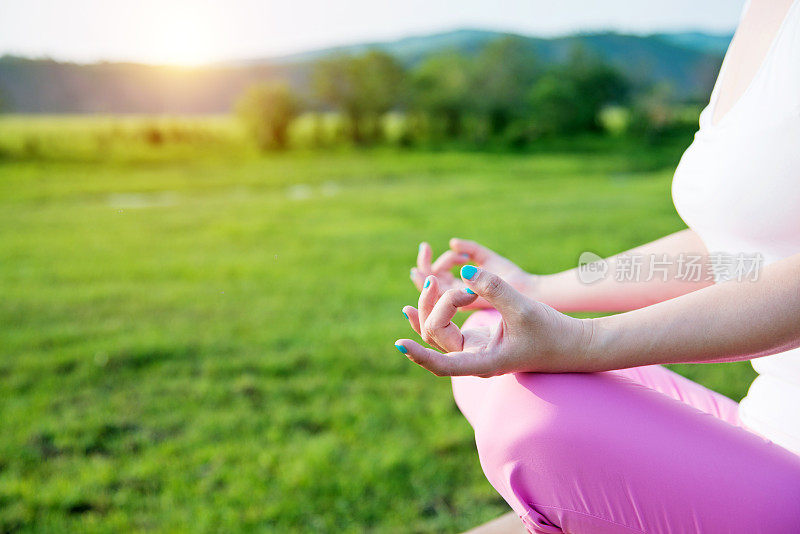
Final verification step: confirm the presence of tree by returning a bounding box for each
[529,46,629,136]
[471,36,540,137]
[628,83,680,139]
[313,50,406,143]
[411,52,472,139]
[528,73,583,136]
[236,83,298,151]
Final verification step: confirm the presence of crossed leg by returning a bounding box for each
[453,310,800,534]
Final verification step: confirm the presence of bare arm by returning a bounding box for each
[397,254,800,376]
[413,230,712,315]
[535,229,713,312]
[587,251,800,370]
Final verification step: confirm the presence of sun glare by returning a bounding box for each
[142,5,218,66]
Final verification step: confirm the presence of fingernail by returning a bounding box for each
[423,278,431,289]
[410,267,415,279]
[402,310,409,319]
[395,344,408,354]
[419,243,424,251]
[465,288,476,295]
[460,253,470,259]
[461,265,478,280]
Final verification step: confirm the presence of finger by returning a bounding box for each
[417,242,433,274]
[431,250,470,274]
[394,339,492,377]
[402,305,421,336]
[423,288,478,352]
[460,265,526,316]
[417,275,443,349]
[410,267,426,291]
[450,238,491,264]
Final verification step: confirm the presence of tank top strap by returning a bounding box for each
[746,0,800,118]
[700,1,753,129]
[702,0,800,130]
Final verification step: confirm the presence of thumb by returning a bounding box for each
[460,265,524,314]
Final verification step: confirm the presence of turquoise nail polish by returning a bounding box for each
[395,344,408,354]
[461,265,478,280]
[465,288,476,295]
[402,311,409,319]
[460,253,470,259]
[423,279,431,288]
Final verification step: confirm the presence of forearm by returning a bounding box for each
[584,252,800,371]
[534,229,713,312]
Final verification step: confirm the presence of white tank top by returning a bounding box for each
[672,0,800,455]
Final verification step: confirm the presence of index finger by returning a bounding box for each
[431,250,470,274]
[417,242,433,274]
[450,238,491,265]
[423,288,478,352]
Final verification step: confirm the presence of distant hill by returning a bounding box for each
[266,29,505,65]
[650,31,733,54]
[0,29,729,114]
[271,28,732,65]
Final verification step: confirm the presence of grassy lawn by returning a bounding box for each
[0,131,756,532]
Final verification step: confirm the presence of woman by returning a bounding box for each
[395,0,800,532]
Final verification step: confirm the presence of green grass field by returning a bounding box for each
[0,118,756,532]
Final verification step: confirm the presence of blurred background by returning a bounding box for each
[0,1,755,531]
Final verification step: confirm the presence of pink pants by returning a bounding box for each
[452,310,800,534]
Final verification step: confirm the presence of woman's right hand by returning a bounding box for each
[398,266,593,376]
[410,238,536,309]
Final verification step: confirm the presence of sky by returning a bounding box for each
[0,0,745,66]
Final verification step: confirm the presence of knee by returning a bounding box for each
[470,373,620,497]
[466,373,588,529]
[471,374,574,492]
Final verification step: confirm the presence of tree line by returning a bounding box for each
[237,36,685,151]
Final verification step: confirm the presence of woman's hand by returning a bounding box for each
[396,265,595,377]
[410,238,535,309]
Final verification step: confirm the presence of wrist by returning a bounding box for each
[581,315,620,372]
[521,272,546,300]
[529,273,566,309]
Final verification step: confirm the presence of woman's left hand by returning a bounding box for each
[396,266,595,377]
[410,240,534,310]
